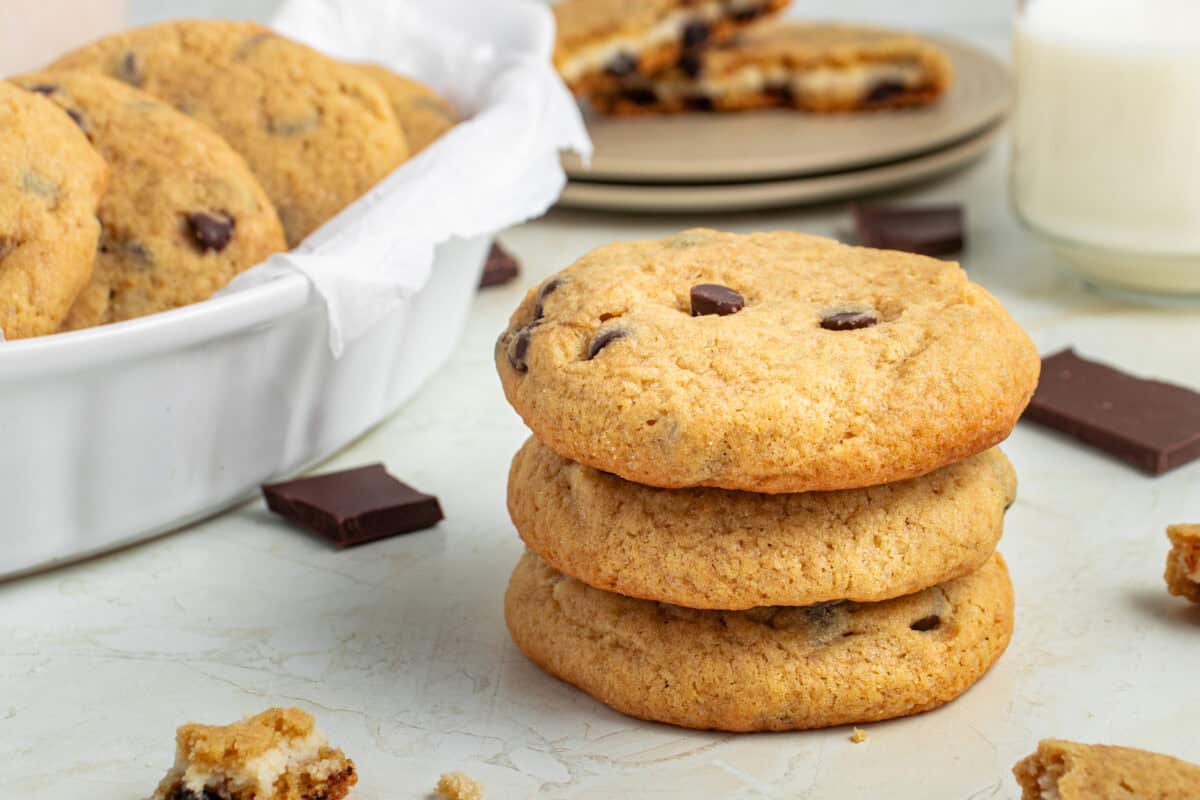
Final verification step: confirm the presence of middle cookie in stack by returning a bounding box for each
[496,228,1040,732]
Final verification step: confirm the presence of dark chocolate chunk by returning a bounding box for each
[478,241,520,288]
[690,284,744,316]
[533,278,562,319]
[910,615,941,632]
[864,80,907,104]
[765,82,794,105]
[820,308,877,331]
[681,20,711,49]
[65,108,86,130]
[604,51,639,78]
[262,464,443,548]
[850,203,965,257]
[27,84,56,95]
[1023,349,1200,475]
[119,51,144,86]
[186,212,235,253]
[683,94,715,111]
[507,327,533,372]
[587,328,627,359]
[621,87,658,106]
[678,50,704,79]
[731,5,765,22]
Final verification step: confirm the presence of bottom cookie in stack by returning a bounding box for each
[503,437,1016,732]
[506,550,1013,732]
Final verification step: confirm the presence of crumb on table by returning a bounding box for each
[1165,523,1200,603]
[436,771,484,800]
[850,727,868,744]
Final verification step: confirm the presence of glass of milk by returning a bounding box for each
[1011,0,1200,296]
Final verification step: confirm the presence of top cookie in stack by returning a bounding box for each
[496,229,1038,732]
[497,228,1039,493]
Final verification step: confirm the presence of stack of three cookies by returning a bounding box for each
[496,229,1040,732]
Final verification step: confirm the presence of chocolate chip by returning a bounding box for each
[65,108,86,130]
[186,212,235,253]
[681,20,711,49]
[910,615,941,632]
[620,87,658,106]
[804,602,842,628]
[587,328,627,359]
[731,5,765,22]
[604,51,639,78]
[820,309,878,331]
[678,51,704,79]
[507,328,532,372]
[533,278,562,319]
[690,284,744,316]
[865,80,907,104]
[119,51,144,87]
[27,84,56,95]
[683,95,714,111]
[765,82,794,105]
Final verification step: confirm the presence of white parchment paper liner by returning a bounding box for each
[223,0,591,355]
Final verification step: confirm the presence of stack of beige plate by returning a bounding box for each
[560,38,1008,213]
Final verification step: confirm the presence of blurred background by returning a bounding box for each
[7,0,1012,77]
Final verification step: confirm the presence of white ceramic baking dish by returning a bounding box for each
[0,235,487,577]
[0,0,588,578]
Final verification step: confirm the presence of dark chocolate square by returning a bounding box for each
[262,464,443,547]
[850,203,965,257]
[479,241,520,288]
[1023,349,1200,475]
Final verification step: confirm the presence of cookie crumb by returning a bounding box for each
[436,771,484,800]
[850,727,868,743]
[1165,524,1200,603]
[147,707,356,800]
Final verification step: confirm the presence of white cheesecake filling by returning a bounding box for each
[559,1,761,82]
[652,61,924,102]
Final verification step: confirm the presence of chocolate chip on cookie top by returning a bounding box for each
[495,228,1039,493]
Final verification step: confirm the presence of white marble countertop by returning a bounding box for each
[4,127,1200,797]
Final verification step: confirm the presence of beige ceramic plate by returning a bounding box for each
[563,37,1009,183]
[558,122,1000,213]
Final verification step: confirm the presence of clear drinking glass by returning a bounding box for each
[1011,0,1200,297]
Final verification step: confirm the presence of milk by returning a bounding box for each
[1011,0,1200,294]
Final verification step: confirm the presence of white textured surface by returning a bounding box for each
[3,136,1200,799]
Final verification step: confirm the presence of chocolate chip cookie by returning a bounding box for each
[51,20,409,246]
[355,64,458,154]
[591,21,953,114]
[0,81,107,339]
[505,549,1014,731]
[554,0,790,98]
[13,72,286,329]
[509,436,1015,609]
[1013,739,1200,800]
[496,229,1040,493]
